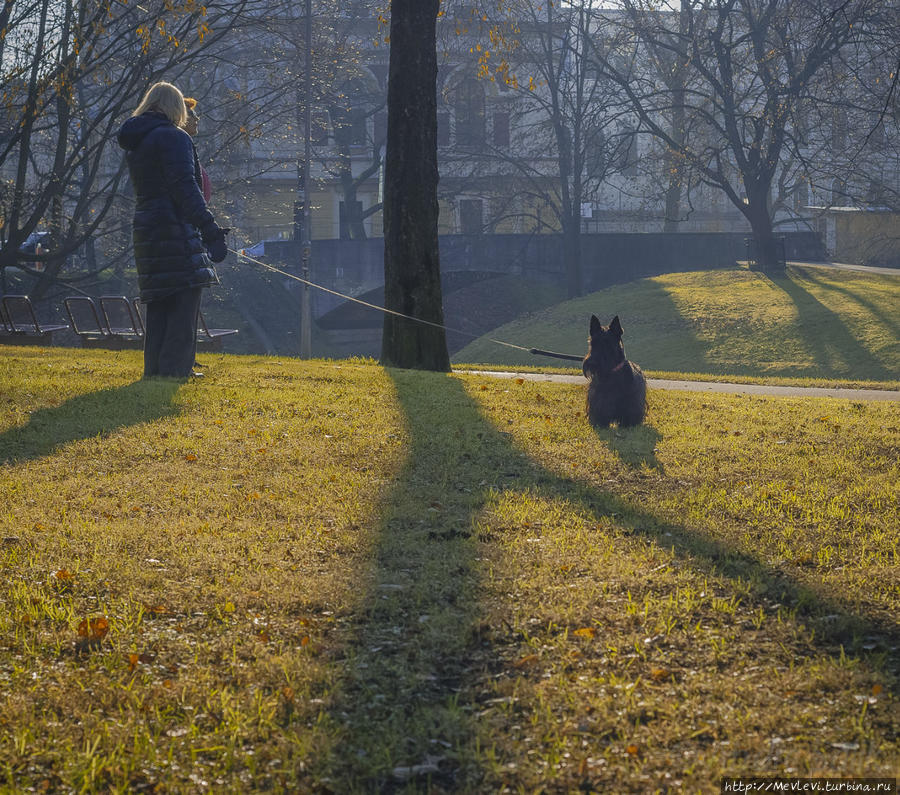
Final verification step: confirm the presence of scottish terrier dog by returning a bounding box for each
[582,314,647,427]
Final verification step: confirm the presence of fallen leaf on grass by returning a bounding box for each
[127,652,155,672]
[625,744,640,757]
[75,616,109,653]
[572,627,596,638]
[513,654,538,668]
[78,616,108,640]
[184,454,197,462]
[650,667,672,682]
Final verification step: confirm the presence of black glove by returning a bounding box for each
[200,223,230,263]
[207,236,228,263]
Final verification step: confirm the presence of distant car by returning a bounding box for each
[18,231,51,254]
[237,239,280,263]
[17,232,52,271]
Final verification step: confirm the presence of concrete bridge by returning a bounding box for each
[259,230,824,324]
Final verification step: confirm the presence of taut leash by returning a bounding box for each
[528,348,584,362]
[230,248,584,362]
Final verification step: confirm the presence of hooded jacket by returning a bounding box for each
[118,111,216,301]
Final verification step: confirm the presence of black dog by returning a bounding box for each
[582,314,647,427]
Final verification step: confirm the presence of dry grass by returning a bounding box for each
[0,345,897,792]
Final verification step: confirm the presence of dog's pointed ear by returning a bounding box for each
[609,315,623,337]
[590,314,602,334]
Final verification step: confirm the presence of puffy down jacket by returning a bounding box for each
[118,111,217,301]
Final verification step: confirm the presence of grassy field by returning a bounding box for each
[454,265,900,388]
[0,345,897,792]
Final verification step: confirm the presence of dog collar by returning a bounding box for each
[611,360,626,373]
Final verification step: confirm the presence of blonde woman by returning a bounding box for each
[117,81,228,378]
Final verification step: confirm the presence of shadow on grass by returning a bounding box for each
[770,269,893,380]
[0,379,182,465]
[800,267,900,343]
[323,371,898,791]
[592,422,663,471]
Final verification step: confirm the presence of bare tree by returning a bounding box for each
[586,0,894,272]
[0,0,251,297]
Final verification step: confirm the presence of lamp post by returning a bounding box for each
[298,0,313,358]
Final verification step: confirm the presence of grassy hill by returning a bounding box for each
[454,265,900,386]
[0,347,897,791]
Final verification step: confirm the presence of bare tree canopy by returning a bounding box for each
[0,0,255,296]
[585,0,900,271]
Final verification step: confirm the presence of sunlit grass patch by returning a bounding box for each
[0,347,896,791]
[454,265,900,387]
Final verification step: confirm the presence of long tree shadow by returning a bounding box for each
[0,379,182,465]
[770,268,893,379]
[800,267,900,342]
[323,371,898,791]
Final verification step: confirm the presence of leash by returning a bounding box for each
[527,348,584,362]
[229,248,584,363]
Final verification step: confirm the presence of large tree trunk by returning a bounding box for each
[744,191,784,274]
[381,0,450,371]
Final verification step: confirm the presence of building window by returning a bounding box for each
[831,179,848,207]
[585,128,607,179]
[310,111,329,145]
[460,199,483,234]
[793,181,809,212]
[455,78,485,148]
[493,112,510,147]
[832,109,847,152]
[331,111,366,147]
[619,130,638,177]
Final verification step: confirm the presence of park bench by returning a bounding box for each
[197,309,238,350]
[63,295,144,348]
[99,296,145,344]
[63,296,113,346]
[0,295,69,344]
[127,298,237,350]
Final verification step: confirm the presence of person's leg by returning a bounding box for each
[142,298,171,378]
[156,288,202,377]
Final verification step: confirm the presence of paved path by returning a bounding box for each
[458,370,900,402]
[789,260,900,277]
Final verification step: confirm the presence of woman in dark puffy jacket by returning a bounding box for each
[118,82,228,378]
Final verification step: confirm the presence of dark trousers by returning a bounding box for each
[143,288,202,378]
